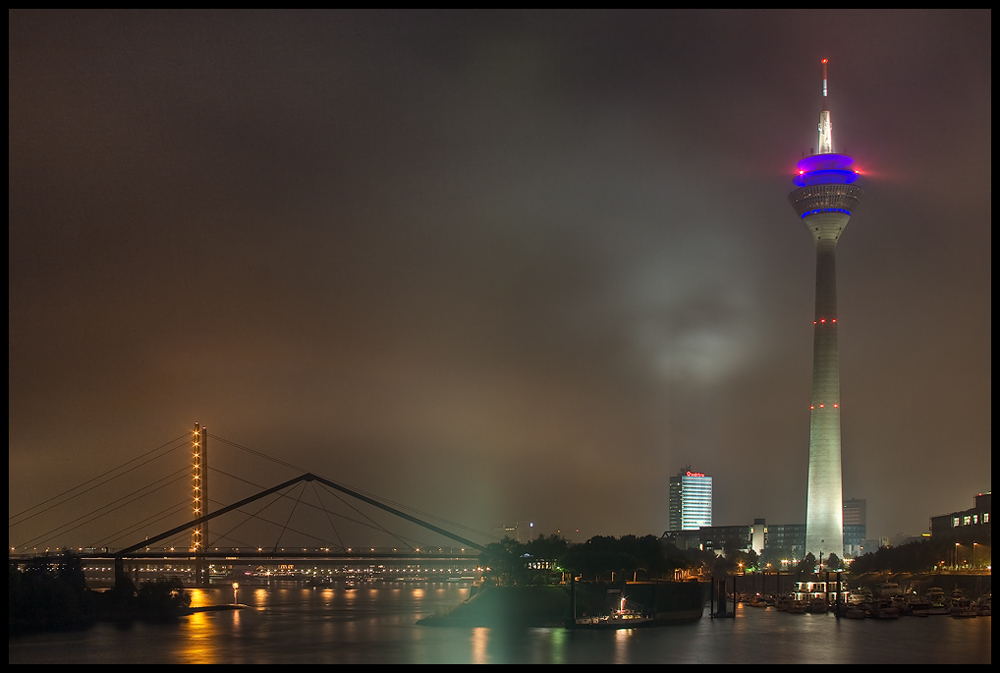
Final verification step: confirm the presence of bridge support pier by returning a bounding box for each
[194,556,209,587]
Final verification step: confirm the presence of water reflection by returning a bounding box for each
[187,588,210,608]
[8,585,993,664]
[180,607,222,664]
[471,627,489,664]
[613,628,634,664]
[548,626,567,664]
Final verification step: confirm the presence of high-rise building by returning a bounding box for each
[788,60,863,559]
[668,469,712,531]
[842,498,866,527]
[843,498,867,557]
[751,518,767,554]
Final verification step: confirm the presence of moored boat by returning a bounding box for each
[571,596,656,629]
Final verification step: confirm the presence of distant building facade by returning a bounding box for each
[843,525,867,557]
[763,523,806,560]
[699,525,752,555]
[756,520,861,560]
[930,492,991,545]
[843,498,866,526]
[663,515,866,560]
[661,526,753,555]
[662,528,702,552]
[494,522,539,543]
[668,469,712,532]
[843,498,867,557]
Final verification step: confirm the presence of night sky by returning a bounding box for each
[9,10,991,551]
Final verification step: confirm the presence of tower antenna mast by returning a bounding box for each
[818,59,833,154]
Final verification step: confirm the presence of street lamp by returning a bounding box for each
[232,582,239,605]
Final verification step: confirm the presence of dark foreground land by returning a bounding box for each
[9,553,191,635]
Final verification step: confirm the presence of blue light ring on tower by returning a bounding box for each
[794,169,860,187]
[794,153,861,188]
[800,207,852,218]
[796,153,855,173]
[789,184,864,219]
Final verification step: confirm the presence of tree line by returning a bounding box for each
[479,534,722,586]
[9,551,191,635]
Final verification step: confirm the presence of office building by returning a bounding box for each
[668,469,712,531]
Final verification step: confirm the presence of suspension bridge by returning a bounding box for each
[9,424,501,586]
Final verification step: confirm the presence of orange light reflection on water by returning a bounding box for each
[471,627,489,664]
[187,588,210,608]
[176,587,256,664]
[253,588,269,606]
[614,628,635,664]
[179,607,222,664]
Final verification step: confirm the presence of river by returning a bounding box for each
[8,582,992,664]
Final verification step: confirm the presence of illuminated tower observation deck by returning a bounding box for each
[789,60,863,560]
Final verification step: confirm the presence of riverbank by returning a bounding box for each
[418,581,708,628]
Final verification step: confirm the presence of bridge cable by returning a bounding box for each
[9,433,189,526]
[204,495,278,550]
[15,467,189,550]
[206,489,313,550]
[14,467,189,550]
[93,500,193,550]
[308,481,345,551]
[207,468,430,548]
[314,481,415,551]
[210,467,419,540]
[90,499,191,550]
[271,481,307,553]
[199,517,258,550]
[210,432,496,542]
[206,496,363,550]
[208,433,305,473]
[209,467,359,540]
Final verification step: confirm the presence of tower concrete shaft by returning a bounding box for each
[805,214,846,559]
[790,202,859,560]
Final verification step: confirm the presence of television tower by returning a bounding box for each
[788,59,863,560]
